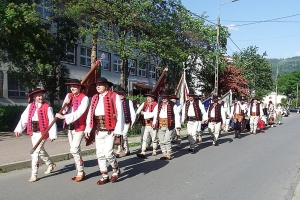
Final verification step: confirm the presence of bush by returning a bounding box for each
[0,105,26,132]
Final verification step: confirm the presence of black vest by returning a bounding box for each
[122,99,131,124]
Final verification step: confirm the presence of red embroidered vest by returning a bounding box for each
[89,91,117,130]
[68,93,88,132]
[27,102,50,138]
[156,101,175,130]
[141,101,157,126]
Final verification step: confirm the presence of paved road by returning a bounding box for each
[1,114,300,200]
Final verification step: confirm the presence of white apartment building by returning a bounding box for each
[0,2,157,105]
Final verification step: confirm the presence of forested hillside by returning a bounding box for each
[268,56,300,78]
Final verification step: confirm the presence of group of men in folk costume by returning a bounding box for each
[15,77,125,185]
[14,72,280,184]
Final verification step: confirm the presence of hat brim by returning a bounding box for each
[144,94,156,99]
[161,95,170,98]
[29,89,47,97]
[117,91,126,95]
[65,82,86,89]
[91,81,114,87]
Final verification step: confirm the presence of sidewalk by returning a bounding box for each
[0,131,141,172]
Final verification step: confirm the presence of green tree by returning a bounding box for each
[232,46,273,98]
[0,0,79,104]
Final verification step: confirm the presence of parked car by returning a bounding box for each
[289,107,300,113]
[282,108,290,117]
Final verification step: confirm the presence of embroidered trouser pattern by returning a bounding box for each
[95,131,118,176]
[157,127,173,155]
[141,126,158,150]
[187,121,200,149]
[208,122,222,144]
[117,123,130,154]
[249,116,259,133]
[68,130,84,171]
[31,132,53,177]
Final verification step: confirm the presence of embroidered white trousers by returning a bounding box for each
[95,131,118,175]
[31,132,53,177]
[141,126,157,151]
[208,122,222,144]
[187,121,200,149]
[117,123,130,154]
[68,130,84,172]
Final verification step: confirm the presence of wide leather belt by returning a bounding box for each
[159,118,168,127]
[209,118,221,123]
[144,118,153,126]
[68,123,75,130]
[251,112,258,116]
[32,121,40,132]
[94,115,108,131]
[187,116,196,121]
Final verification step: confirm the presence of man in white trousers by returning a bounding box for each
[14,88,57,182]
[207,95,226,146]
[115,87,136,157]
[247,97,264,135]
[136,92,158,158]
[55,79,89,182]
[181,90,207,152]
[152,91,181,160]
[84,77,124,185]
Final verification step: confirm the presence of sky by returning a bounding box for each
[181,0,300,59]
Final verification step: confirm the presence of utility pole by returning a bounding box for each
[275,65,278,106]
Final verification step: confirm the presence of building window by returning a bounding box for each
[98,51,111,71]
[138,62,147,77]
[128,60,137,76]
[36,0,51,19]
[61,45,76,64]
[149,64,156,79]
[80,47,91,67]
[7,75,26,98]
[113,55,121,73]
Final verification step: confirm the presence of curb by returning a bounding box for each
[0,148,96,173]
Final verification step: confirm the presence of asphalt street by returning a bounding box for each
[1,113,300,200]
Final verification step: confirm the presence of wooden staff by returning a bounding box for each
[30,60,101,154]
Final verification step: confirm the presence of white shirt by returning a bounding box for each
[136,102,158,120]
[230,103,247,118]
[247,103,264,117]
[208,103,226,124]
[181,100,208,123]
[152,102,181,129]
[84,91,124,135]
[63,94,89,125]
[14,102,57,139]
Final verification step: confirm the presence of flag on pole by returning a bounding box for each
[222,90,233,114]
[175,70,189,106]
[152,67,168,98]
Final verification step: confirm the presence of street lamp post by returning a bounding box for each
[215,0,239,95]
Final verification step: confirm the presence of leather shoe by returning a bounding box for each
[110,169,121,183]
[29,176,38,182]
[124,151,130,156]
[44,163,56,174]
[165,154,172,160]
[137,153,146,158]
[188,148,195,152]
[74,171,85,182]
[97,177,110,185]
